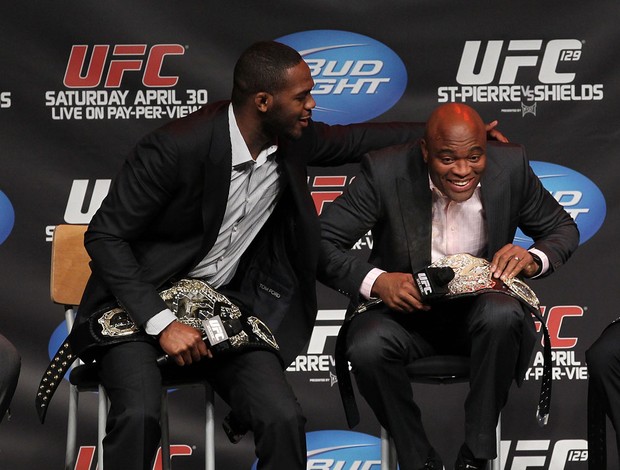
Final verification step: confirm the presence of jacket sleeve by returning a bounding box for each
[304,120,425,167]
[317,155,383,299]
[517,150,580,276]
[84,129,181,325]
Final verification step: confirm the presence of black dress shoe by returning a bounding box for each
[422,447,445,470]
[454,444,487,470]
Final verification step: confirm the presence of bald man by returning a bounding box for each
[318,103,578,470]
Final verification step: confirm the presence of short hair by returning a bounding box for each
[231,41,303,105]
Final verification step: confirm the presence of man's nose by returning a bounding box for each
[453,160,470,176]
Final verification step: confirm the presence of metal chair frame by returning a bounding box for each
[379,355,501,470]
[51,224,215,470]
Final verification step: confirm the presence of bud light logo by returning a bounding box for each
[514,161,605,247]
[277,30,407,125]
[251,430,381,469]
[0,190,15,245]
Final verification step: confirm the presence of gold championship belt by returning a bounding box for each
[36,279,279,423]
[338,254,552,429]
[421,253,540,308]
[96,279,279,355]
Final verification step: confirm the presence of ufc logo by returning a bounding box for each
[456,39,582,85]
[207,318,227,343]
[535,305,584,349]
[64,44,185,88]
[417,273,432,296]
[309,175,348,215]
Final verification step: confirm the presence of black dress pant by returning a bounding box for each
[586,320,620,469]
[98,341,306,470]
[346,293,529,470]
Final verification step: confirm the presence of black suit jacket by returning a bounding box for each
[318,140,579,379]
[77,100,424,365]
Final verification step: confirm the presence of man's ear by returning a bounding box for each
[254,92,271,113]
[421,139,429,163]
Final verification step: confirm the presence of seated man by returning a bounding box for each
[318,103,579,470]
[586,320,620,469]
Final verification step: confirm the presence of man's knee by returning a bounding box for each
[346,314,405,368]
[472,294,524,334]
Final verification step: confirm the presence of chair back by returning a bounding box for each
[50,224,90,306]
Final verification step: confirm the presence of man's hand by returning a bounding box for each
[371,272,430,312]
[158,321,211,366]
[485,120,509,143]
[490,244,540,281]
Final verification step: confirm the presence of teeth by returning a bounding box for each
[452,180,470,186]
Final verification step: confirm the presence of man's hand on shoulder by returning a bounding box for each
[158,321,211,366]
[370,272,430,312]
[485,120,509,143]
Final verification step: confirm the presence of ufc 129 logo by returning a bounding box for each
[64,44,185,88]
[456,39,582,85]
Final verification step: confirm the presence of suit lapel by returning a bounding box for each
[481,150,510,258]
[200,107,232,257]
[397,149,432,270]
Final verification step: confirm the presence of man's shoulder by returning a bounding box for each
[486,141,526,160]
[157,100,229,136]
[486,141,529,171]
[366,140,421,162]
[361,140,423,174]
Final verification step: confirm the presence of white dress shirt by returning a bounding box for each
[145,104,281,335]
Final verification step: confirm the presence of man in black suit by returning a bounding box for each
[75,41,429,469]
[586,320,620,468]
[318,103,579,470]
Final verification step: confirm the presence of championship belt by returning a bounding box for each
[36,279,279,423]
[336,254,552,429]
[420,253,541,309]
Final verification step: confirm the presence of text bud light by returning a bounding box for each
[277,30,407,125]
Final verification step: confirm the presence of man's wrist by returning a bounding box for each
[528,251,543,277]
[144,309,177,336]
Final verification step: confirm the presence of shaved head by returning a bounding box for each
[424,103,486,144]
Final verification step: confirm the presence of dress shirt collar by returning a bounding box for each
[229,103,278,169]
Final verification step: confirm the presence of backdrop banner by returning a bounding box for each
[1,1,618,469]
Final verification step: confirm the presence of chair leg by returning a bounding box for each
[97,385,108,470]
[380,426,397,470]
[489,413,501,470]
[205,385,215,470]
[161,390,171,470]
[65,384,79,470]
